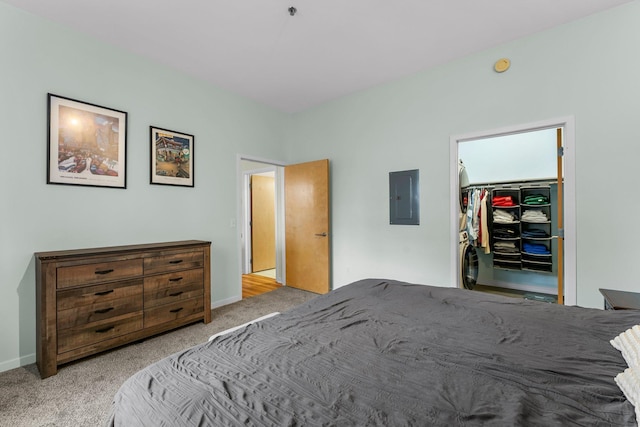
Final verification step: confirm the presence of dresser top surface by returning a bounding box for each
[35,240,211,261]
[599,288,640,310]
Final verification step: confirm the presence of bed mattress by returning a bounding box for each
[107,279,638,426]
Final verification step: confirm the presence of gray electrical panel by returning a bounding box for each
[389,169,419,225]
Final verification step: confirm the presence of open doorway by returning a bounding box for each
[248,171,276,276]
[237,156,332,299]
[238,156,285,299]
[450,117,576,305]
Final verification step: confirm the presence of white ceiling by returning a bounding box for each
[3,0,632,112]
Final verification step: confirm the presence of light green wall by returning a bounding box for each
[3,0,640,373]
[0,3,287,371]
[285,1,640,307]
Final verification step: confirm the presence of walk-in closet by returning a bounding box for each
[458,127,563,301]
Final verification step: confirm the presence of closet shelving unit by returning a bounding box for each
[520,185,553,273]
[489,184,554,273]
[490,187,521,271]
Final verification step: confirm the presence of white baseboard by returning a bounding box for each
[479,279,556,295]
[0,353,35,374]
[211,295,241,309]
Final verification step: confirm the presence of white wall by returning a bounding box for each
[459,128,559,184]
[0,3,287,372]
[285,1,640,309]
[4,0,640,374]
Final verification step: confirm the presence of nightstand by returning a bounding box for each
[599,288,640,310]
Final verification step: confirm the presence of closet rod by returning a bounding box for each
[463,177,564,190]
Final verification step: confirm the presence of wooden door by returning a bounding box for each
[251,175,276,272]
[285,159,330,294]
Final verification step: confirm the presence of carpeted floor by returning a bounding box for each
[0,287,316,427]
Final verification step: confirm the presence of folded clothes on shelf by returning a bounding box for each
[493,227,518,238]
[492,195,516,206]
[523,194,549,205]
[521,209,548,222]
[523,242,551,254]
[521,229,549,238]
[494,241,519,253]
[493,210,518,223]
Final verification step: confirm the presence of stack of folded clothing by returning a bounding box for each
[493,227,518,238]
[523,194,549,205]
[521,229,549,238]
[521,209,548,222]
[492,195,515,206]
[493,210,518,223]
[523,242,551,254]
[494,241,519,253]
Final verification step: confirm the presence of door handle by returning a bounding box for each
[314,232,327,237]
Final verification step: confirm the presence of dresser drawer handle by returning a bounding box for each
[95,326,115,333]
[95,307,114,314]
[169,260,183,264]
[169,291,183,297]
[169,307,184,313]
[94,290,114,296]
[95,269,114,275]
[169,277,183,282]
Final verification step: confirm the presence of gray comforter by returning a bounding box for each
[107,279,638,426]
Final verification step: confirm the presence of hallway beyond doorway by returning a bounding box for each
[242,273,281,299]
[253,269,276,279]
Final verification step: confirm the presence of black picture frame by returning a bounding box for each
[150,126,195,187]
[47,93,127,189]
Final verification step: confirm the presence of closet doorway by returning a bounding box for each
[449,117,576,305]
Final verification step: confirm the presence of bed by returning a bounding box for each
[107,279,640,426]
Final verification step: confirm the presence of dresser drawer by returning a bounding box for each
[57,280,143,330]
[144,269,203,308]
[57,313,143,354]
[57,259,143,289]
[144,250,204,275]
[144,297,204,328]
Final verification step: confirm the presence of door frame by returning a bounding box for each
[449,116,577,305]
[237,154,286,295]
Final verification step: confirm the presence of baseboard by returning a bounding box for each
[211,295,241,310]
[0,353,36,374]
[479,279,556,295]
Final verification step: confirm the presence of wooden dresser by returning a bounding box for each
[35,240,211,378]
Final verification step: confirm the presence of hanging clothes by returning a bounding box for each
[466,188,482,246]
[465,187,491,250]
[479,189,490,254]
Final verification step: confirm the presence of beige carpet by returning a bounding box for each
[0,286,316,427]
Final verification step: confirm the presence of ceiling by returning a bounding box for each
[3,0,632,113]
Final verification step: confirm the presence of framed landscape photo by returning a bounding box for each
[47,93,127,188]
[150,126,194,187]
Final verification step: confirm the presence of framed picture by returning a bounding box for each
[47,93,127,188]
[150,126,194,187]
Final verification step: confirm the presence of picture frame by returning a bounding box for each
[150,126,194,187]
[47,93,127,188]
